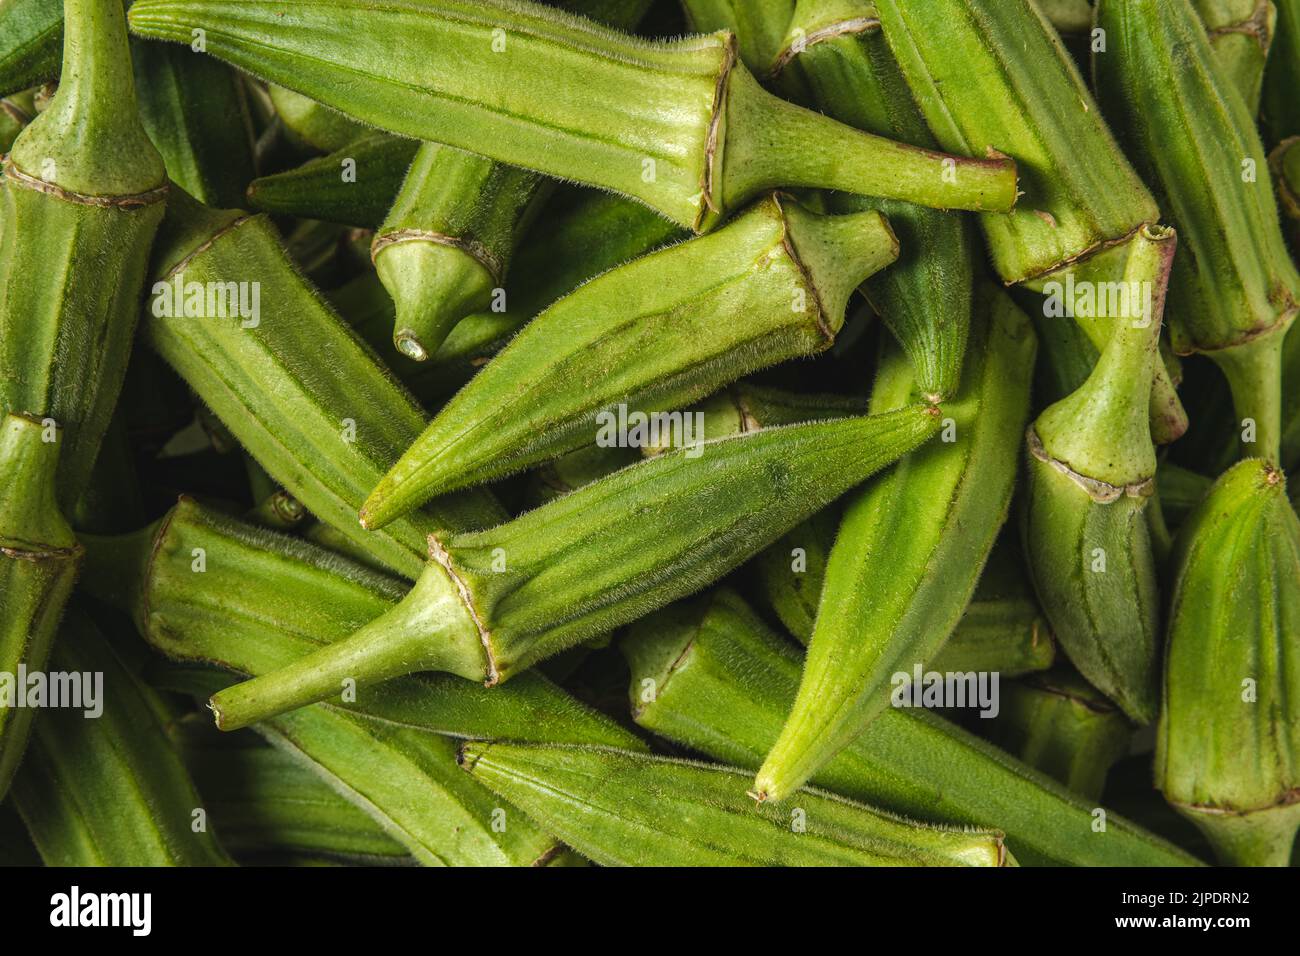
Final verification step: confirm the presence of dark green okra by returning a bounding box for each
[0,0,168,513]
[363,194,898,523]
[127,0,1019,233]
[0,89,32,153]
[1193,0,1278,112]
[11,611,231,866]
[141,189,505,580]
[1156,459,1300,867]
[755,284,1036,802]
[985,669,1132,803]
[1096,0,1300,464]
[460,741,1011,867]
[1263,0,1300,140]
[0,0,60,96]
[1021,226,1178,725]
[622,589,1199,867]
[873,0,1187,445]
[772,0,975,401]
[0,415,82,800]
[208,407,941,730]
[80,497,645,749]
[133,39,257,209]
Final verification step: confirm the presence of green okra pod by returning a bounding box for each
[209,407,941,730]
[1021,226,1178,725]
[0,89,32,153]
[1193,0,1278,112]
[11,611,231,866]
[1156,461,1215,527]
[1263,0,1300,140]
[459,740,1011,867]
[873,0,1188,444]
[363,194,898,523]
[133,39,257,209]
[681,0,795,71]
[1156,459,1300,867]
[622,589,1199,866]
[772,0,975,401]
[755,283,1037,802]
[985,669,1132,803]
[1039,0,1095,33]
[1096,0,1300,465]
[246,133,419,229]
[142,188,506,580]
[0,0,60,96]
[266,84,367,154]
[127,0,1019,232]
[0,0,168,513]
[0,414,82,800]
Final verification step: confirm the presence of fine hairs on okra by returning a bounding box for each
[126,0,1019,235]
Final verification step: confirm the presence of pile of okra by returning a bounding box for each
[0,0,1297,869]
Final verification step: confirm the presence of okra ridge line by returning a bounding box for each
[1026,426,1155,503]
[2,158,170,207]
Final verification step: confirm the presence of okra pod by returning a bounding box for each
[0,0,168,512]
[1196,1,1278,111]
[209,407,940,729]
[0,89,32,153]
[986,669,1132,803]
[81,497,646,750]
[873,0,1188,444]
[1039,0,1095,33]
[141,188,506,580]
[681,0,795,71]
[267,84,367,154]
[246,133,418,229]
[1096,0,1300,464]
[773,0,975,401]
[1156,461,1215,527]
[622,589,1199,866]
[0,0,60,96]
[127,0,1019,232]
[1263,0,1300,140]
[364,194,898,521]
[133,39,257,209]
[1156,459,1300,867]
[755,283,1037,802]
[0,414,81,799]
[11,611,231,866]
[460,741,1011,867]
[1021,226,1177,724]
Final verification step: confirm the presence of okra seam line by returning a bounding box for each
[160,214,258,281]
[697,35,737,226]
[1205,0,1274,46]
[369,228,505,283]
[1171,301,1299,356]
[769,17,881,77]
[2,158,170,208]
[0,543,83,563]
[1026,426,1154,503]
[427,533,498,686]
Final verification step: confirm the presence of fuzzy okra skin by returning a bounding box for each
[1022,226,1177,725]
[266,84,367,153]
[754,283,1037,803]
[209,408,941,730]
[1264,0,1300,140]
[363,194,897,524]
[1156,460,1300,867]
[773,0,974,402]
[623,589,1201,867]
[141,189,505,581]
[1096,0,1299,465]
[1193,0,1278,112]
[127,0,1018,232]
[0,415,82,800]
[80,497,645,749]
[460,741,1010,867]
[0,0,60,96]
[0,0,168,514]
[11,611,232,866]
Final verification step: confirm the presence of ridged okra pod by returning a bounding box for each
[873,0,1187,444]
[754,283,1037,802]
[266,84,366,153]
[623,589,1200,866]
[1096,0,1300,464]
[11,611,231,866]
[208,408,941,730]
[681,0,795,70]
[0,0,61,95]
[81,497,644,749]
[127,0,1019,232]
[246,133,419,229]
[1193,0,1278,112]
[133,39,257,209]
[1263,0,1300,140]
[772,0,975,401]
[1156,459,1300,867]
[363,194,898,524]
[986,669,1132,803]
[460,741,1010,867]
[141,189,505,580]
[0,0,168,512]
[0,415,81,799]
[1021,226,1178,725]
